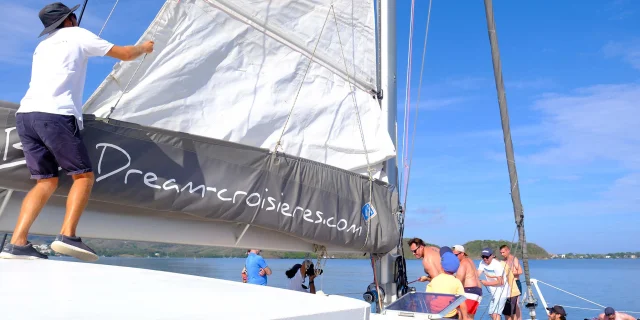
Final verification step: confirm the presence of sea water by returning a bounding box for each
[55,256,640,319]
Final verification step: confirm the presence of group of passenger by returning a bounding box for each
[240,249,318,294]
[408,238,637,320]
[408,238,523,320]
[239,242,634,320]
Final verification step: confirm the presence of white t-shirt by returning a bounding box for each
[287,270,308,293]
[477,259,510,297]
[18,27,114,130]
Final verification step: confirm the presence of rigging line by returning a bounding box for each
[402,0,432,207]
[98,0,120,37]
[331,4,375,251]
[272,7,331,154]
[331,5,373,181]
[401,0,416,198]
[536,280,606,308]
[560,305,640,314]
[105,2,170,120]
[370,254,383,313]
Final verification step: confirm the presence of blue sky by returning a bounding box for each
[1,1,638,254]
[396,0,640,254]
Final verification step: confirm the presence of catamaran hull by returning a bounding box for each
[0,101,400,254]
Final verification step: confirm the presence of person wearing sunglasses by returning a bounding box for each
[546,305,567,320]
[452,245,482,319]
[407,237,444,283]
[476,248,510,320]
[0,2,153,261]
[425,251,469,320]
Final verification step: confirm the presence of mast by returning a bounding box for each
[376,0,400,310]
[381,0,398,187]
[482,0,538,319]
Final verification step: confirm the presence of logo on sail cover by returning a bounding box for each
[361,202,377,221]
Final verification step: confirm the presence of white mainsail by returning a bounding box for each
[84,0,395,177]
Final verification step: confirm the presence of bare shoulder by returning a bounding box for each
[622,313,636,320]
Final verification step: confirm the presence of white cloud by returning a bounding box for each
[422,82,640,216]
[0,3,41,65]
[405,206,446,227]
[0,2,109,65]
[524,83,640,170]
[420,96,470,110]
[507,78,554,90]
[603,40,640,70]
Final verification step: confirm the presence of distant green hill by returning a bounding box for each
[400,239,550,260]
[20,235,366,259]
[16,235,549,260]
[461,240,550,260]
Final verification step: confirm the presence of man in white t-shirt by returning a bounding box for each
[477,248,510,320]
[0,2,153,261]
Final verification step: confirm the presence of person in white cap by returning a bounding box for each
[453,245,483,319]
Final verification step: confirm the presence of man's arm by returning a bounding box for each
[481,266,504,287]
[481,277,503,287]
[309,275,317,294]
[257,257,272,276]
[455,262,466,283]
[513,257,523,277]
[106,41,155,61]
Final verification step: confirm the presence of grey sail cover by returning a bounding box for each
[0,102,400,254]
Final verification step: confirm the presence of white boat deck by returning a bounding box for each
[0,259,370,320]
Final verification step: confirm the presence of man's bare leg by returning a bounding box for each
[59,172,94,237]
[10,177,58,246]
[50,171,98,262]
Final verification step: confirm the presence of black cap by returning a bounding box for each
[604,307,615,316]
[546,305,567,317]
[38,2,80,37]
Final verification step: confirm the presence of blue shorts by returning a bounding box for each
[16,112,92,179]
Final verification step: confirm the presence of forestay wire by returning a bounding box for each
[98,0,120,37]
[534,279,640,315]
[402,0,432,210]
[399,0,416,198]
[104,0,171,119]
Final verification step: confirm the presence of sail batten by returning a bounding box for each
[84,0,394,174]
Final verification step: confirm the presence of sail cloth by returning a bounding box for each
[84,0,396,177]
[0,102,400,254]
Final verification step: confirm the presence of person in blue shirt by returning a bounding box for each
[245,249,272,285]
